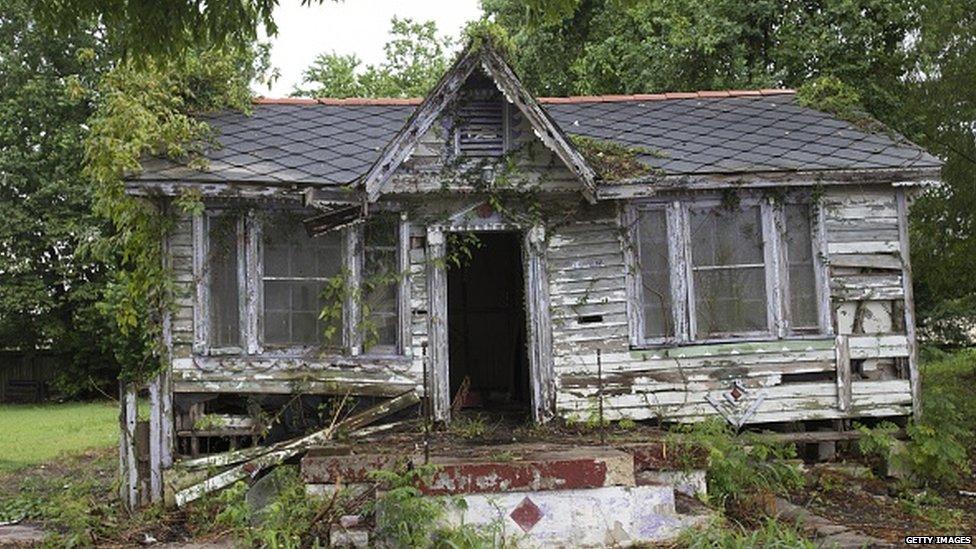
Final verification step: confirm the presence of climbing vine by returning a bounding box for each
[84,46,270,382]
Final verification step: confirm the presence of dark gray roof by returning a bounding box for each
[138,103,416,184]
[548,95,940,176]
[134,93,941,186]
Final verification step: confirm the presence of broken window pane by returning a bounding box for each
[262,211,342,346]
[636,209,673,339]
[689,204,768,337]
[207,214,241,348]
[785,204,819,330]
[363,215,399,352]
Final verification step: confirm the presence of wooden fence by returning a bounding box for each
[0,351,61,403]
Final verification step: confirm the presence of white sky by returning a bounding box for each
[258,1,483,97]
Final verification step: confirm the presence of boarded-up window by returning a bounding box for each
[689,205,768,337]
[785,204,819,330]
[207,214,241,348]
[636,209,673,339]
[363,215,399,352]
[262,212,342,346]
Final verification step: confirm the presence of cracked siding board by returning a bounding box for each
[170,356,420,397]
[171,211,195,358]
[408,222,429,374]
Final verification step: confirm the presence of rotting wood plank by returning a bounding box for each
[594,168,940,198]
[835,335,852,412]
[896,190,921,418]
[829,254,902,270]
[425,227,450,421]
[120,383,139,510]
[173,390,420,507]
[760,429,904,443]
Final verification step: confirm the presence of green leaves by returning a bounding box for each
[0,0,121,396]
[82,46,263,382]
[294,17,453,99]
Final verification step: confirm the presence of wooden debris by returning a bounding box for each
[450,375,471,417]
[173,391,419,507]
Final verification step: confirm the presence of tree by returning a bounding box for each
[898,1,976,344]
[485,0,976,343]
[484,0,916,114]
[0,0,121,396]
[32,0,317,61]
[83,45,271,383]
[293,18,453,98]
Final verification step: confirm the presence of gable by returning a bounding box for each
[359,44,597,203]
[382,70,586,196]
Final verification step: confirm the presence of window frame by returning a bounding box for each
[625,193,831,348]
[194,209,247,356]
[256,209,347,354]
[193,206,410,358]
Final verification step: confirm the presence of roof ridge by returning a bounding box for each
[252,88,795,106]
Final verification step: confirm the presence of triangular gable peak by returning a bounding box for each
[360,43,597,203]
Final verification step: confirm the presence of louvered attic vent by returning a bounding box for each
[456,98,506,158]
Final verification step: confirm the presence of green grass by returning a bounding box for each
[0,401,119,473]
[920,347,976,431]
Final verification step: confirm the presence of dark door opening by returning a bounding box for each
[447,232,530,417]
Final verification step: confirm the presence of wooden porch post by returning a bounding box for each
[525,225,555,422]
[425,226,450,422]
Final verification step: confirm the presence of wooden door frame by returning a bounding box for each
[425,223,554,423]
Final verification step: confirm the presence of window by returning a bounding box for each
[261,211,343,347]
[196,208,406,356]
[636,208,674,339]
[362,215,400,353]
[689,204,768,338]
[784,204,819,331]
[630,197,825,345]
[206,213,242,349]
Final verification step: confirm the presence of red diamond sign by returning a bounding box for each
[509,497,543,532]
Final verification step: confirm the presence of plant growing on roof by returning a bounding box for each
[568,134,660,181]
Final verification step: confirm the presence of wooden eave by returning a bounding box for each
[595,166,942,200]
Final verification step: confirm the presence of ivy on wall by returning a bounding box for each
[83,46,271,382]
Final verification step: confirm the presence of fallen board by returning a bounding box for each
[173,390,420,507]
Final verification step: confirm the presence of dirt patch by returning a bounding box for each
[788,464,976,543]
[0,447,204,547]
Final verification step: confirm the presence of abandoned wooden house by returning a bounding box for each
[121,41,940,516]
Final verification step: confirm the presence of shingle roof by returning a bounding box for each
[134,91,941,186]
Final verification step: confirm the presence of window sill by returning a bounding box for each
[630,332,834,352]
[191,350,412,367]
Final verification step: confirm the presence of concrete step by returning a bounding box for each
[303,445,636,495]
[432,484,708,547]
[302,442,712,546]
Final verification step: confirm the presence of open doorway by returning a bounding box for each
[447,232,530,418]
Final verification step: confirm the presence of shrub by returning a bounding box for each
[668,420,804,509]
[370,464,514,548]
[900,389,971,488]
[188,465,329,547]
